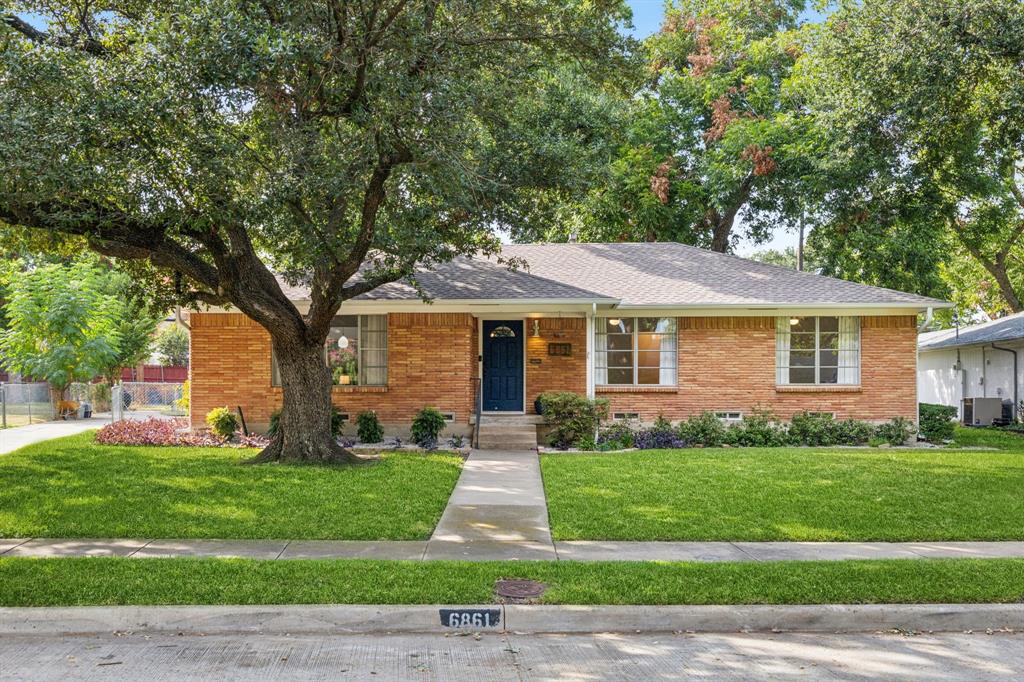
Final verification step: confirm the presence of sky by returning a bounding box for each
[624,1,831,255]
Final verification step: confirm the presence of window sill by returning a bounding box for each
[775,385,861,393]
[332,385,388,393]
[596,385,679,394]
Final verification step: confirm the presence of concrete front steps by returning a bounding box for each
[475,414,540,450]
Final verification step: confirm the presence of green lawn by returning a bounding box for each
[1,557,1022,606]
[542,432,1024,541]
[0,433,462,540]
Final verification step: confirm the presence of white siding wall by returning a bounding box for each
[918,342,1024,418]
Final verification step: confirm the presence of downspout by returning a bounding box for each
[175,305,191,331]
[915,307,933,430]
[990,343,1019,420]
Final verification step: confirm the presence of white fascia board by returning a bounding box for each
[604,303,946,316]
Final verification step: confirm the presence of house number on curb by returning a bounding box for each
[439,608,501,628]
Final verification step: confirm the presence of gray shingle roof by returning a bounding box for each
[279,242,947,307]
[919,312,1024,350]
[498,242,946,307]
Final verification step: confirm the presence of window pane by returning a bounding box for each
[638,367,663,385]
[790,333,816,350]
[819,350,838,367]
[789,350,815,367]
[789,317,815,333]
[819,316,839,332]
[327,319,360,385]
[638,317,675,333]
[819,367,838,384]
[603,318,633,333]
[605,334,633,351]
[820,332,838,350]
[789,367,815,384]
[606,350,633,368]
[607,367,634,385]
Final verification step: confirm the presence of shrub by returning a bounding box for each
[725,410,787,447]
[174,380,190,412]
[832,418,876,445]
[90,382,113,412]
[787,412,876,446]
[411,406,447,449]
[876,416,916,446]
[575,435,598,451]
[677,411,728,447]
[206,407,239,440]
[919,403,957,442]
[597,420,637,450]
[356,410,384,443]
[269,406,346,439]
[539,391,609,449]
[634,421,688,449]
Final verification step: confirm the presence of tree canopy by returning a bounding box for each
[0,0,632,461]
[803,0,1024,316]
[515,0,819,252]
[0,258,158,394]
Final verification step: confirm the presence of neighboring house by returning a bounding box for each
[189,242,947,444]
[918,313,1024,420]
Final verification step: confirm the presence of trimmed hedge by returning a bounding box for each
[919,403,957,443]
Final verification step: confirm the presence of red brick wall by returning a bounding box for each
[525,318,587,413]
[190,312,475,432]
[598,316,918,423]
[191,312,918,431]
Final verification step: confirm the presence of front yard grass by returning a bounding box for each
[541,438,1024,541]
[1,557,1022,606]
[0,433,462,540]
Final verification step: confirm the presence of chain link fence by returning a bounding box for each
[0,382,54,428]
[121,382,187,416]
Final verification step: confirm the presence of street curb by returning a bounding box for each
[1,603,1022,636]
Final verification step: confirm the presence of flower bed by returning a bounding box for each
[95,418,269,448]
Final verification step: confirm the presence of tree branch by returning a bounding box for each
[2,13,110,56]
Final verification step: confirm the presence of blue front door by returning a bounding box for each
[482,320,524,411]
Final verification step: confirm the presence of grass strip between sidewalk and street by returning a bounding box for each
[1,557,1023,607]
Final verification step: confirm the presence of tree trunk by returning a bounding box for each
[985,258,1024,313]
[247,336,362,465]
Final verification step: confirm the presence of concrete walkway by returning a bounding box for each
[4,537,1024,562]
[0,418,111,455]
[425,449,556,560]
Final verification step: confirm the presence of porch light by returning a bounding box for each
[608,318,621,326]
[789,317,800,326]
[531,320,541,338]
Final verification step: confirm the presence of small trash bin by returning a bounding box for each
[81,402,93,419]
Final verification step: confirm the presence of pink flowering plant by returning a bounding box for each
[96,418,268,448]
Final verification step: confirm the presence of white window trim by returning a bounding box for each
[776,316,860,387]
[272,314,388,387]
[595,316,678,387]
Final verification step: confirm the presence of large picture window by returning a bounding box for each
[595,317,677,386]
[776,316,859,385]
[272,314,387,386]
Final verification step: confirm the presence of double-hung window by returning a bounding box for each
[595,317,677,386]
[776,316,859,385]
[272,314,388,386]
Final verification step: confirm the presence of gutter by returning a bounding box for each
[990,342,1019,417]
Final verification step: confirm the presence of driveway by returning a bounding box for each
[0,418,110,455]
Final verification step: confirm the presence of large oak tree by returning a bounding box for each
[0,0,631,462]
[804,0,1024,316]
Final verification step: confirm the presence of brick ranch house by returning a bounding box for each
[189,242,949,446]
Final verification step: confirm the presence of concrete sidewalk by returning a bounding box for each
[4,537,1024,562]
[0,418,110,455]
[424,449,556,560]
